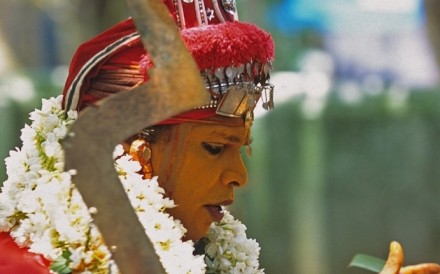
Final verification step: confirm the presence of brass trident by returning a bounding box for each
[62,0,209,273]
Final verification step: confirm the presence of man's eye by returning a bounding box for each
[202,143,224,155]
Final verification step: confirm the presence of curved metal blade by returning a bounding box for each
[62,0,209,273]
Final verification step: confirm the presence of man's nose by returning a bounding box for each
[220,153,248,187]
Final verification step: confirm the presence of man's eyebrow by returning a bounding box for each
[211,131,251,145]
[210,131,242,143]
[225,135,242,143]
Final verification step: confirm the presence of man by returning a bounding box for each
[0,0,274,273]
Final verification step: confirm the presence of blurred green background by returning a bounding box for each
[1,0,440,273]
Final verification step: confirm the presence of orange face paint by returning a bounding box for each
[150,116,249,241]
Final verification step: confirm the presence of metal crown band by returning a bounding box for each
[196,81,274,118]
[197,61,274,118]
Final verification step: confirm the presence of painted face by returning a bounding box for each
[150,116,249,241]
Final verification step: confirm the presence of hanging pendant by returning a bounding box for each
[246,144,252,158]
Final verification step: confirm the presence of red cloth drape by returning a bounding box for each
[0,232,51,274]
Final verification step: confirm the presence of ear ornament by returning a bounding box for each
[129,139,153,179]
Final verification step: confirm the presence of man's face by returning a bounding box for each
[150,117,249,241]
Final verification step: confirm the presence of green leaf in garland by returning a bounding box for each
[50,250,73,274]
[349,253,386,273]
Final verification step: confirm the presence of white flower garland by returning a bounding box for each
[0,96,263,274]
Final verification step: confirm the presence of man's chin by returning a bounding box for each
[169,209,211,242]
[183,221,211,242]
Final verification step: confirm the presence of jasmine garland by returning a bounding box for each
[0,96,263,274]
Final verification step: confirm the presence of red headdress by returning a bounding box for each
[62,0,275,124]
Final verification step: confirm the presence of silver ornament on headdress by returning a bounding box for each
[222,0,236,14]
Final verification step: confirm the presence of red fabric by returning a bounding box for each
[158,108,216,125]
[162,0,236,29]
[77,43,150,111]
[61,18,143,109]
[0,233,51,274]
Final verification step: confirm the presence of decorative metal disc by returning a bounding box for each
[182,0,194,3]
[222,0,236,14]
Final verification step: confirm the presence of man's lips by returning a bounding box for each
[205,200,233,223]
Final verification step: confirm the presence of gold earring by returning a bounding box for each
[129,139,153,179]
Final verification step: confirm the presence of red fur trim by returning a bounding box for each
[182,22,275,69]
